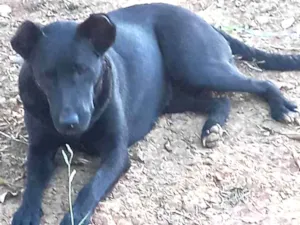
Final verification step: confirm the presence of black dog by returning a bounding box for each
[10,3,300,225]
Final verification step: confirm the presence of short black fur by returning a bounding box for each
[10,3,300,225]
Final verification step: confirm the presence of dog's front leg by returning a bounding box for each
[12,112,60,225]
[60,136,130,225]
[12,145,57,225]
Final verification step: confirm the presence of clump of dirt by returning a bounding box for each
[0,0,300,225]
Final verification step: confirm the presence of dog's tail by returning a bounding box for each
[215,27,300,71]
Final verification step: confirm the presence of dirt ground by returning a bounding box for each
[0,0,300,224]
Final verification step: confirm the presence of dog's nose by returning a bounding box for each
[59,112,79,130]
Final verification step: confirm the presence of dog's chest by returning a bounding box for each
[66,141,99,156]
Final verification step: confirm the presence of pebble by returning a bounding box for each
[117,219,132,225]
[0,96,6,105]
[256,16,269,25]
[166,196,182,210]
[91,214,116,225]
[131,217,143,225]
[281,17,295,29]
[0,4,11,17]
[131,149,145,163]
[9,55,24,65]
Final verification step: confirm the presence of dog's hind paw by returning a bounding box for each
[282,111,300,125]
[202,124,224,148]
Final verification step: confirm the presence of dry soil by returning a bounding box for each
[0,0,300,225]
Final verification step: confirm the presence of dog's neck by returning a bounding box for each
[91,56,113,124]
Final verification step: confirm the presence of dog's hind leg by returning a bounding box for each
[154,12,298,124]
[172,62,298,125]
[165,92,230,148]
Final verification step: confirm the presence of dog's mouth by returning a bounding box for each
[56,126,86,137]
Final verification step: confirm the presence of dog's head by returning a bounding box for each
[11,14,116,136]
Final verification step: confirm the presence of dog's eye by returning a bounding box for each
[73,64,88,75]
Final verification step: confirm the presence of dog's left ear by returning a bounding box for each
[77,13,116,55]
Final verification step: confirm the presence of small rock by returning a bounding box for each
[294,24,300,34]
[199,199,208,209]
[256,16,269,25]
[0,19,9,27]
[117,219,132,225]
[260,4,276,13]
[213,171,223,183]
[92,214,116,225]
[182,196,197,214]
[240,212,265,223]
[118,183,128,195]
[216,0,224,8]
[164,139,188,155]
[158,220,169,225]
[279,192,288,200]
[10,55,24,65]
[166,196,182,210]
[0,96,5,105]
[131,217,143,225]
[235,0,242,7]
[66,2,79,11]
[0,190,21,204]
[273,80,295,91]
[0,4,11,17]
[281,17,295,29]
[295,117,300,126]
[131,149,145,163]
[164,140,172,152]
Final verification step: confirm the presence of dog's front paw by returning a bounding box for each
[60,211,91,225]
[12,205,43,225]
[282,110,300,125]
[270,98,300,125]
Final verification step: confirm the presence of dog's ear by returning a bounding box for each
[77,13,116,55]
[10,20,43,60]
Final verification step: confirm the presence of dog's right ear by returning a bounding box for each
[10,20,43,60]
[76,13,116,55]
